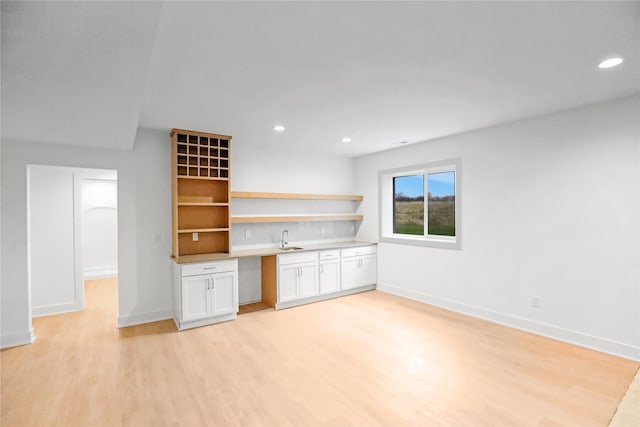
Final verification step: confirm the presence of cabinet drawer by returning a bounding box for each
[278,251,318,265]
[319,250,340,260]
[181,259,237,277]
[341,245,377,258]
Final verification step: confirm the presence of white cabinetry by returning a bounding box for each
[210,271,237,317]
[319,250,341,295]
[277,252,319,303]
[173,259,238,330]
[182,274,212,322]
[276,245,377,309]
[341,246,377,290]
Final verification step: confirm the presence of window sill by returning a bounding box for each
[379,234,461,250]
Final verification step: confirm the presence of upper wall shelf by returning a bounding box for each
[230,191,363,201]
[230,214,363,224]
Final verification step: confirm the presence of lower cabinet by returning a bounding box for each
[173,259,238,330]
[319,250,340,295]
[276,245,377,309]
[278,252,319,303]
[341,246,378,290]
[172,244,377,325]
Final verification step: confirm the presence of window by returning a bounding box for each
[380,159,460,249]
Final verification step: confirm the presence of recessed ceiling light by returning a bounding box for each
[598,57,623,69]
[273,125,285,132]
[341,137,352,143]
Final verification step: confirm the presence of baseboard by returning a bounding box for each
[377,282,640,362]
[1,328,35,349]
[176,312,237,330]
[276,284,376,310]
[117,309,173,328]
[32,302,77,318]
[84,267,118,280]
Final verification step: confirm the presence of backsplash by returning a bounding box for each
[231,220,358,249]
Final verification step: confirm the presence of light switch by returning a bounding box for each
[192,232,199,241]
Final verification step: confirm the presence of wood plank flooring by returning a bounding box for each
[1,278,638,426]
[238,301,273,315]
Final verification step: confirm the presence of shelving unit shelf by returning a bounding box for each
[231,191,363,201]
[172,128,232,257]
[231,214,364,224]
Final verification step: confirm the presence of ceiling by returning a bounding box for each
[2,1,638,157]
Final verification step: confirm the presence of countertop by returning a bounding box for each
[172,240,376,264]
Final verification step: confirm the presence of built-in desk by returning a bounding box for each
[171,241,377,316]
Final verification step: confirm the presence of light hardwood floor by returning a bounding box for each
[1,278,638,426]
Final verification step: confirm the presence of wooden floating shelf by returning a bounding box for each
[177,202,229,207]
[177,228,230,233]
[231,191,363,201]
[230,214,363,224]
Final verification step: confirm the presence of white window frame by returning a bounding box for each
[378,158,461,250]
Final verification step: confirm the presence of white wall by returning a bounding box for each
[82,178,118,278]
[232,143,355,194]
[1,128,357,347]
[29,165,77,316]
[356,95,640,360]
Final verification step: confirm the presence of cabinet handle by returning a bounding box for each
[211,278,215,289]
[204,267,217,270]
[206,277,210,290]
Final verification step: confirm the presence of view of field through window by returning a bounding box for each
[393,171,455,236]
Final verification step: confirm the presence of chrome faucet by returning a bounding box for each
[280,228,289,249]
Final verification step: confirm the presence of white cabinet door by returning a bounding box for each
[182,275,211,322]
[298,262,319,299]
[319,260,340,294]
[341,257,361,290]
[211,271,237,317]
[359,255,377,286]
[341,254,377,290]
[279,264,299,303]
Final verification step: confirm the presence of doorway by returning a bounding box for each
[27,165,118,320]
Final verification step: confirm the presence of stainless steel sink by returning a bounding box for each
[279,246,304,251]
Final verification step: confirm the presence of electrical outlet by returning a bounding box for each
[192,232,199,242]
[321,226,325,234]
[351,224,355,232]
[531,296,540,308]
[245,229,252,239]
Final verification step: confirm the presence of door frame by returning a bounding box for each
[72,171,118,311]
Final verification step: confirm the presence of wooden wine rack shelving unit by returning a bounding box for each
[171,128,232,258]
